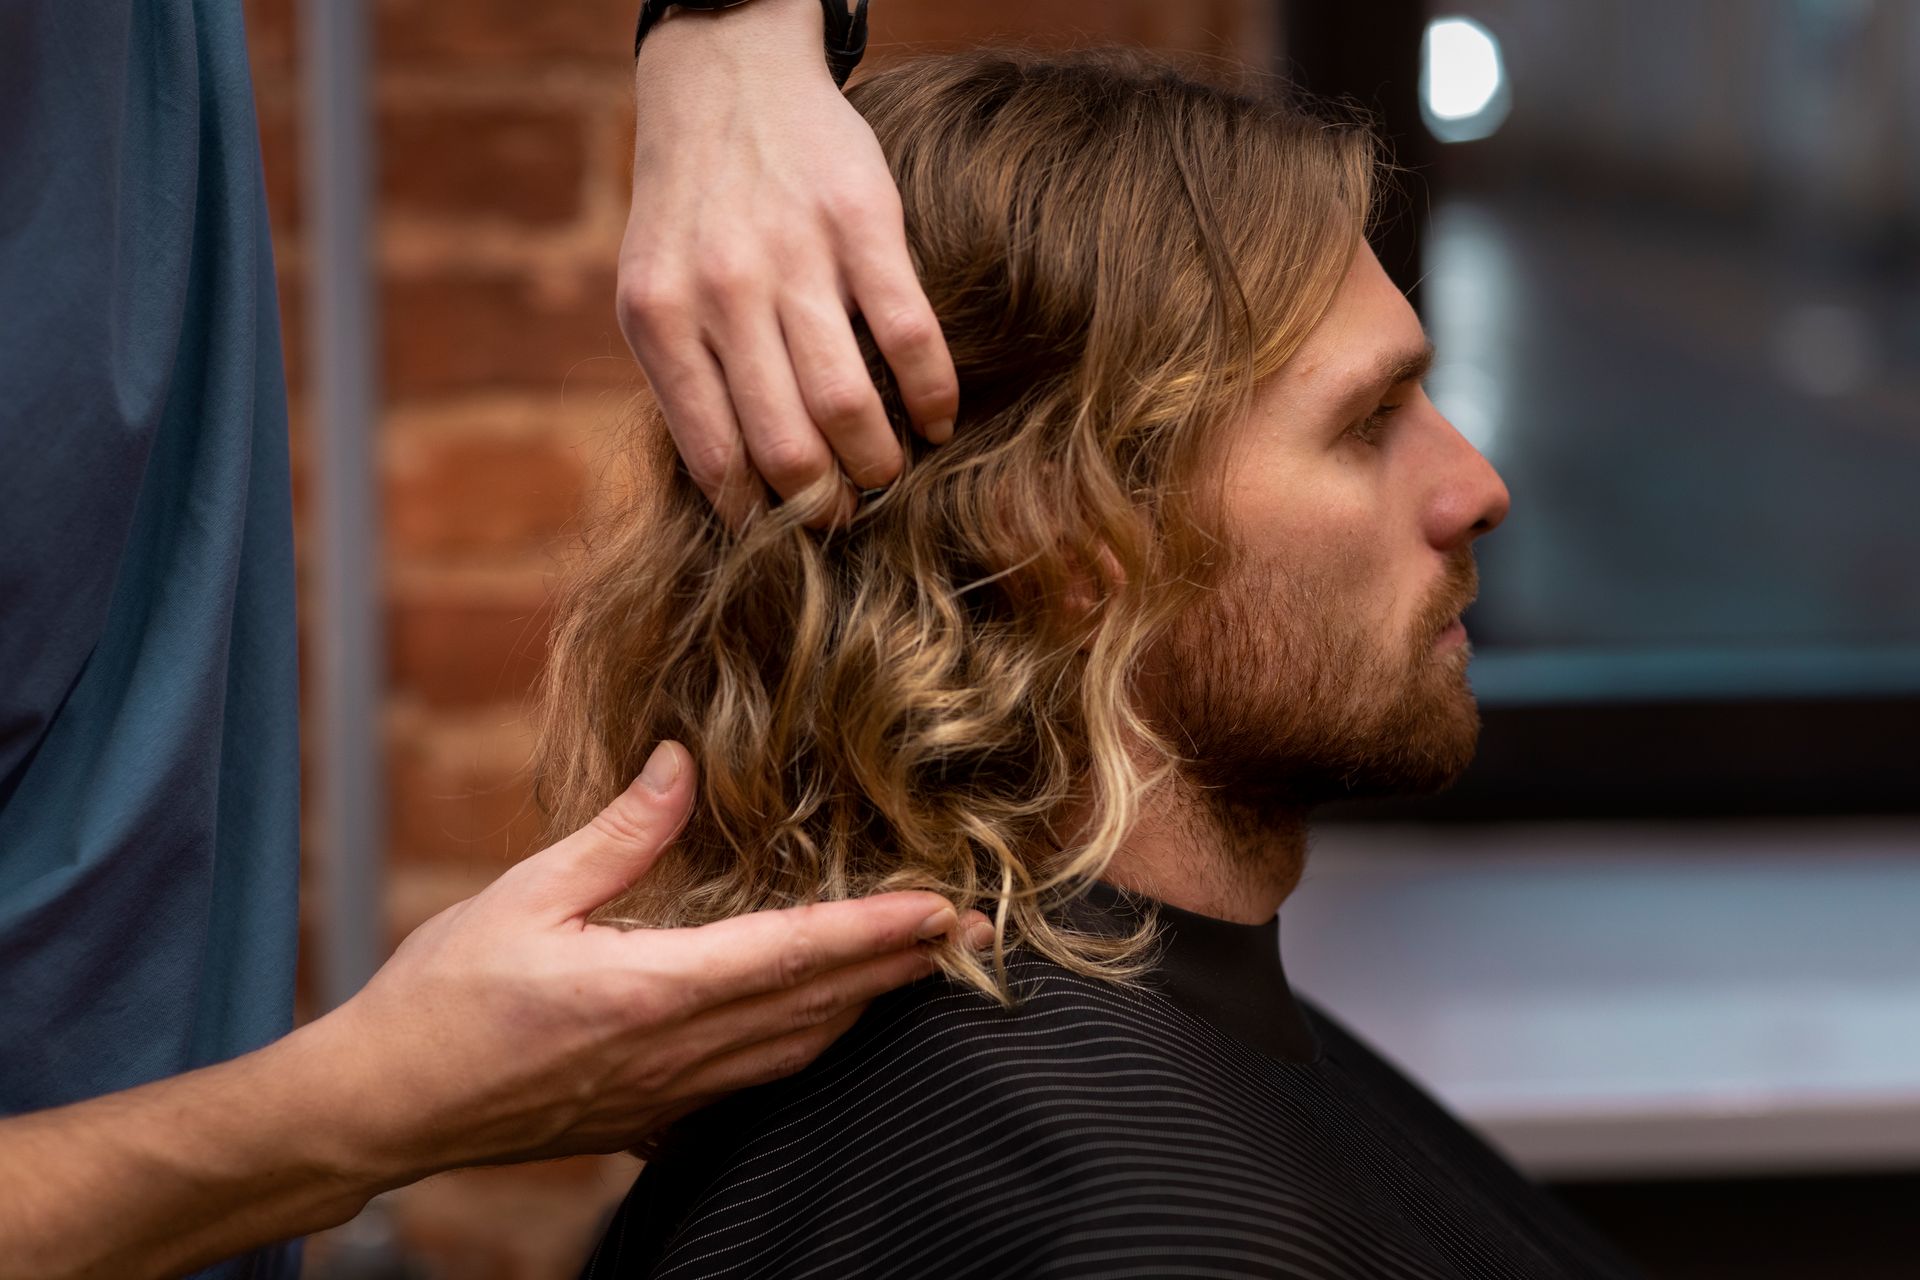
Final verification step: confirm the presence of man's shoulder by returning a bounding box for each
[817,951,1208,1094]
[592,958,1240,1269]
[703,950,1301,1160]
[664,955,1186,1152]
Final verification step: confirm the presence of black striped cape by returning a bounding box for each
[584,884,1645,1279]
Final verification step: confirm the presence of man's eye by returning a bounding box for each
[1345,402,1402,446]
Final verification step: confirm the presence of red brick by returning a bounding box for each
[254,84,301,236]
[292,842,324,1024]
[388,717,546,864]
[382,269,633,398]
[867,0,1268,65]
[383,861,500,947]
[387,575,554,707]
[868,0,1159,53]
[1129,0,1272,58]
[381,103,589,227]
[286,448,311,577]
[385,430,586,558]
[271,266,304,395]
[242,0,296,75]
[377,0,637,68]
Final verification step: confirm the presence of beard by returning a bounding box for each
[1147,545,1483,816]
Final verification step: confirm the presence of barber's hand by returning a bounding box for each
[308,740,978,1185]
[619,0,958,528]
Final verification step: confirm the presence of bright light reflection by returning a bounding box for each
[1422,17,1510,143]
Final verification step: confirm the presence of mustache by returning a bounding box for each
[1426,551,1480,638]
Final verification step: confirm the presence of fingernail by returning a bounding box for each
[925,418,953,444]
[966,920,997,952]
[914,906,957,941]
[637,741,680,795]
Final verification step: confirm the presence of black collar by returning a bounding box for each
[1067,879,1323,1064]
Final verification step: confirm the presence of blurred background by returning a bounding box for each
[244,0,1920,1275]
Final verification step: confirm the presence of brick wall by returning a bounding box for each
[247,2,1273,1275]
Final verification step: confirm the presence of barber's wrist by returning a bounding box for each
[638,0,828,78]
[263,1011,429,1202]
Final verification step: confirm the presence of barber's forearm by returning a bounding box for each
[0,1018,402,1280]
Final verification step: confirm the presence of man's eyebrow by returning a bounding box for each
[1373,341,1436,393]
[1327,342,1435,421]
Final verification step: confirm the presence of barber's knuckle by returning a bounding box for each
[756,435,826,490]
[775,931,822,989]
[698,250,760,303]
[824,180,896,227]
[867,184,907,225]
[770,1039,818,1078]
[876,305,937,351]
[618,270,686,330]
[810,377,879,429]
[791,984,839,1032]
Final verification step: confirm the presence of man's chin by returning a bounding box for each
[1327,748,1476,803]
[1160,642,1484,810]
[1310,686,1483,804]
[1203,723,1480,811]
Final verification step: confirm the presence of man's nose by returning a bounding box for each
[1427,417,1511,550]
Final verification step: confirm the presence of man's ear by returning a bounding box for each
[1061,543,1128,650]
[1023,458,1134,647]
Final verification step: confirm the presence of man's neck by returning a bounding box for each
[1100,777,1310,925]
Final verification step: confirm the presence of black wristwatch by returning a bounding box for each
[634,0,872,87]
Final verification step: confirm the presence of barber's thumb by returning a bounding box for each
[527,741,696,919]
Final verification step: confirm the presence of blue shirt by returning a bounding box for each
[0,2,301,1275]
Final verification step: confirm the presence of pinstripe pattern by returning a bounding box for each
[585,934,1644,1279]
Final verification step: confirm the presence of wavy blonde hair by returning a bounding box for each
[535,48,1375,1000]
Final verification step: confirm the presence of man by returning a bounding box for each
[578,41,1647,1279]
[0,3,978,1277]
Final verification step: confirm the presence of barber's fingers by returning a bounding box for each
[716,308,855,526]
[507,742,696,922]
[779,282,903,490]
[841,209,958,444]
[633,328,765,529]
[680,940,940,1066]
[679,1003,869,1104]
[662,892,958,1008]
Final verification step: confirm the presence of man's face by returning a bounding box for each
[1152,244,1511,811]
